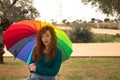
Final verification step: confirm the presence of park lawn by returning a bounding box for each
[0,57,120,80]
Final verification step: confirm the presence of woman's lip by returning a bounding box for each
[44,41,48,44]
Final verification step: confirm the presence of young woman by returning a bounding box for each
[25,25,62,80]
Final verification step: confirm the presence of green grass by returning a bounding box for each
[0,57,120,80]
[91,34,120,43]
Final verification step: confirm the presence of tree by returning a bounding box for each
[104,18,110,22]
[91,18,96,23]
[81,0,120,20]
[0,0,39,31]
[82,0,120,29]
[62,19,67,24]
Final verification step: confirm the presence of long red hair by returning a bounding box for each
[33,25,57,61]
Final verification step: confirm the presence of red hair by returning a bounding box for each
[33,25,57,61]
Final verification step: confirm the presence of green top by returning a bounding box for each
[30,49,62,76]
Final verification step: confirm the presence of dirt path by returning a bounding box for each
[58,26,120,35]
[71,43,120,57]
[91,28,120,35]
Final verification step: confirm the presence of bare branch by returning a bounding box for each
[0,1,4,9]
[9,0,19,8]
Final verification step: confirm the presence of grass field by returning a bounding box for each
[0,57,120,80]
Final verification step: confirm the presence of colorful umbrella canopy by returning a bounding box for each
[3,20,72,64]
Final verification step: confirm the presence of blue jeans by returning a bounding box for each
[25,73,55,80]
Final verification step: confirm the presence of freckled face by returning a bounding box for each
[41,31,52,47]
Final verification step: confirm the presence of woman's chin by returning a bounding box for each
[44,44,49,47]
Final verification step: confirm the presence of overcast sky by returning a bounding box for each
[33,0,115,22]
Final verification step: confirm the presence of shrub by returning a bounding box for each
[67,22,93,43]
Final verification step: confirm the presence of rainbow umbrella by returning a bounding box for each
[3,20,72,64]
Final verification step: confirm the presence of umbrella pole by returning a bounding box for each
[29,73,32,78]
[28,66,34,78]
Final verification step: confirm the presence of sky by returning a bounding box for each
[33,0,115,23]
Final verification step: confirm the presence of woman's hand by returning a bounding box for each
[29,63,36,72]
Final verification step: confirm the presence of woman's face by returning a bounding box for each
[41,30,52,47]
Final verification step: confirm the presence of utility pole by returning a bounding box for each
[56,0,62,24]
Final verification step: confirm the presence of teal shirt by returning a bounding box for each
[30,49,62,76]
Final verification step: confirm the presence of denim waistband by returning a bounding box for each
[31,73,55,80]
